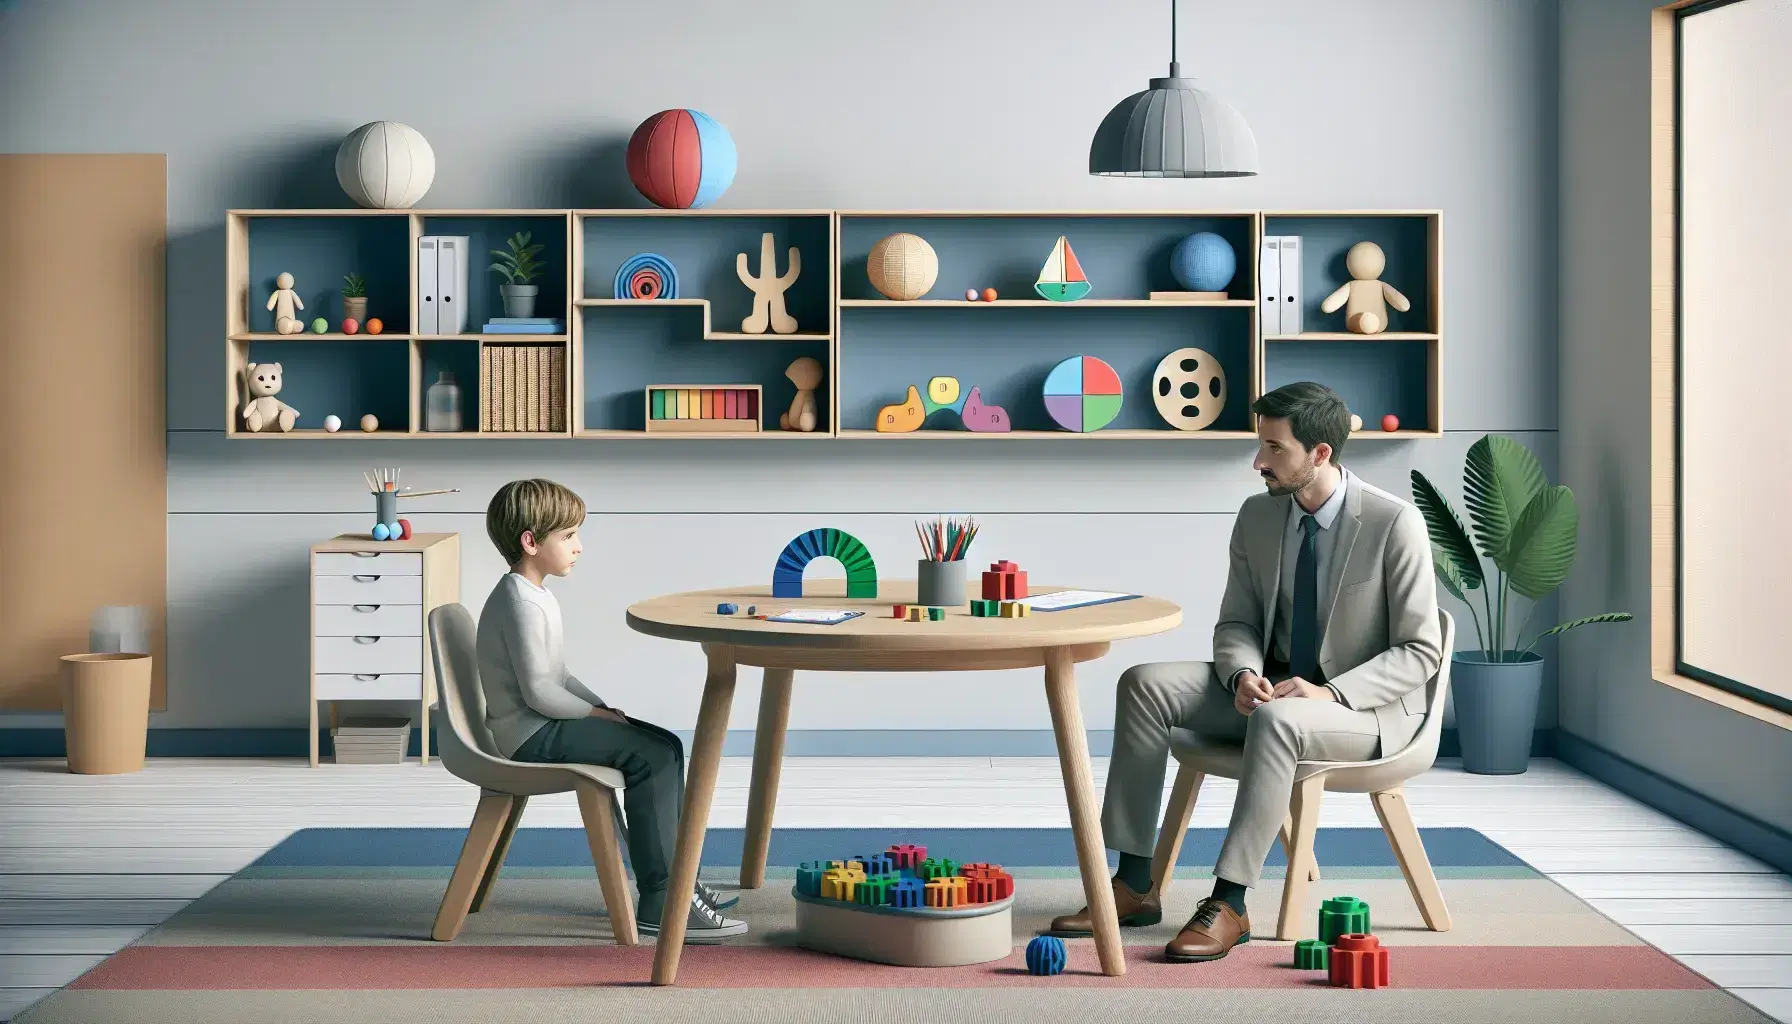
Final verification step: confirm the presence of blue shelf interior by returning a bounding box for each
[839,306,1253,433]
[1264,340,1432,430]
[420,216,568,333]
[242,340,410,431]
[417,341,482,432]
[838,215,1255,301]
[581,215,831,332]
[247,217,410,333]
[580,305,828,431]
[1263,216,1432,334]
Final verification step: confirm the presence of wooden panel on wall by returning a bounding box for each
[0,154,168,710]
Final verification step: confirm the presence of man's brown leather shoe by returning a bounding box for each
[1045,878,1162,936]
[1164,896,1251,962]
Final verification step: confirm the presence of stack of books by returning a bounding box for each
[332,716,411,764]
[481,317,565,334]
[481,343,567,432]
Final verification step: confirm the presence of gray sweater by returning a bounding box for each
[475,573,607,757]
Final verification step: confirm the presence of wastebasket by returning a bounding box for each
[60,653,152,774]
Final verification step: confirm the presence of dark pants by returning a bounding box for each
[511,715,685,895]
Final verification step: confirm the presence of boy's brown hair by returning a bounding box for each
[486,479,586,566]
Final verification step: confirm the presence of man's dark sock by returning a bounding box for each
[1210,876,1248,915]
[1114,852,1154,894]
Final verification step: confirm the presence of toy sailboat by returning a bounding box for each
[1034,235,1091,302]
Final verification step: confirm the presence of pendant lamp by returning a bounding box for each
[1089,0,1259,178]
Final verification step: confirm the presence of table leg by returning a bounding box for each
[740,666,794,890]
[309,695,319,768]
[651,645,738,986]
[1043,646,1126,978]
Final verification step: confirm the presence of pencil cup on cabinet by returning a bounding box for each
[375,491,398,531]
[916,558,966,608]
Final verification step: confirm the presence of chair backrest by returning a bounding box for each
[428,603,516,786]
[1355,607,1455,784]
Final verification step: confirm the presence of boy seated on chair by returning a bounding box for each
[478,478,747,941]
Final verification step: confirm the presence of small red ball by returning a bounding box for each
[982,287,997,302]
[341,317,359,334]
[1381,414,1400,432]
[397,518,413,540]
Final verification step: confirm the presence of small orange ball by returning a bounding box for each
[981,287,997,302]
[365,317,384,335]
[1381,414,1400,432]
[341,317,359,334]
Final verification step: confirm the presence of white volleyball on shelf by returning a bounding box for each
[335,121,436,209]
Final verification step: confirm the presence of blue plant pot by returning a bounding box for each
[1451,651,1544,775]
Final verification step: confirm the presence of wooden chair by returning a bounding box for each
[1148,608,1456,940]
[426,602,638,944]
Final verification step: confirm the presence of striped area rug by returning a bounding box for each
[13,827,1774,1024]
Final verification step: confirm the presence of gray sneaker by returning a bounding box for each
[638,892,748,944]
[696,880,740,911]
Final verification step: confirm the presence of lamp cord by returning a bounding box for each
[1169,0,1182,77]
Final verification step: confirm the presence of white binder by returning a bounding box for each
[1259,237,1282,336]
[436,235,471,335]
[417,237,439,336]
[1278,235,1303,335]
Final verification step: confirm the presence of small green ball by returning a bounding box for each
[311,317,328,334]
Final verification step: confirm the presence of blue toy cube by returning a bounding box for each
[890,877,926,908]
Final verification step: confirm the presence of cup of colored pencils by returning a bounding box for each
[915,516,977,607]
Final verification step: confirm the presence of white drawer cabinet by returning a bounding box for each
[309,533,460,767]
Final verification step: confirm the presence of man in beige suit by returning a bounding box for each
[1049,382,1443,961]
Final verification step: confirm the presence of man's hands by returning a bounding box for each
[1233,672,1274,715]
[588,707,628,724]
[1234,672,1335,715]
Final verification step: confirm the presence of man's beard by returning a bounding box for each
[1262,459,1318,497]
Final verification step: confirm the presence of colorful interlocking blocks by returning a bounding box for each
[887,844,926,870]
[856,874,899,907]
[918,857,960,880]
[981,560,1028,601]
[1318,896,1371,945]
[803,843,1014,914]
[966,872,1014,903]
[821,867,867,902]
[1328,933,1390,989]
[859,853,896,876]
[924,875,969,908]
[1293,938,1330,970]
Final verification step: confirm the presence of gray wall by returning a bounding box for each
[1558,0,1792,831]
[0,0,1560,740]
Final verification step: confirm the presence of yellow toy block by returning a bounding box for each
[822,866,868,901]
[906,606,924,621]
[999,601,1029,618]
[924,875,969,908]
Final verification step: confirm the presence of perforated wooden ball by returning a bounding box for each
[1151,347,1227,430]
[360,414,379,432]
[867,232,938,300]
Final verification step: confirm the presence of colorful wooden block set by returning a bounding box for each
[795,844,1015,912]
[644,384,762,433]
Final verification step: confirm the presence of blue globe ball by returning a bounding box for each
[1025,935,1067,976]
[1171,232,1238,292]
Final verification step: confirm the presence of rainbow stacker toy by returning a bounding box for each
[792,842,1016,967]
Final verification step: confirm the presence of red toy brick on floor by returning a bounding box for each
[1328,933,1391,989]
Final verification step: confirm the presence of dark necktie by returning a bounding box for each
[1290,514,1320,682]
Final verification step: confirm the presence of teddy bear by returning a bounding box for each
[266,272,305,335]
[1320,241,1411,334]
[241,362,300,432]
[779,356,822,432]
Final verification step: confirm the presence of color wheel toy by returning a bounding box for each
[1034,235,1090,301]
[614,253,679,300]
[772,528,878,599]
[1042,355,1124,431]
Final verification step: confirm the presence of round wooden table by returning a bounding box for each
[625,579,1183,985]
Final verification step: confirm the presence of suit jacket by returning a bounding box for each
[1214,470,1444,753]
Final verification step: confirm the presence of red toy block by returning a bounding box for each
[886,843,926,870]
[981,561,1029,600]
[1328,933,1391,989]
[965,871,1014,904]
[892,604,907,618]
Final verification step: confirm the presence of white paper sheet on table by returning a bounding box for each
[1015,590,1140,612]
[766,609,865,625]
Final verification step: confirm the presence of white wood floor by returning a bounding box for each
[1,755,1788,1022]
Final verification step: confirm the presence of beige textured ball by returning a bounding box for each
[1350,413,1363,432]
[867,232,939,300]
[360,414,379,432]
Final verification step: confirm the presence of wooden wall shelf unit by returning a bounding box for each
[224,208,1441,440]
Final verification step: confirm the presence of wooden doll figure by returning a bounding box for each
[780,356,822,432]
[1320,242,1410,335]
[267,272,305,335]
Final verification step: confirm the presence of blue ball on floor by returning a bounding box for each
[1025,935,1067,976]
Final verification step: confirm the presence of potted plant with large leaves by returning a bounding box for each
[1411,435,1632,774]
[489,231,545,318]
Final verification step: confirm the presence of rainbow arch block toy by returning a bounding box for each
[793,841,1016,967]
[772,528,878,599]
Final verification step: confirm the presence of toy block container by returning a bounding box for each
[792,842,1014,968]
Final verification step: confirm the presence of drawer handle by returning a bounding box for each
[352,575,382,583]
[353,636,380,645]
[351,551,379,558]
[354,673,381,681]
[353,604,381,613]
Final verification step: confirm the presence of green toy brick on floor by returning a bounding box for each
[1320,895,1372,944]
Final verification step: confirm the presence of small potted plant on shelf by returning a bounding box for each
[1411,435,1632,775]
[489,231,545,318]
[341,272,367,323]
